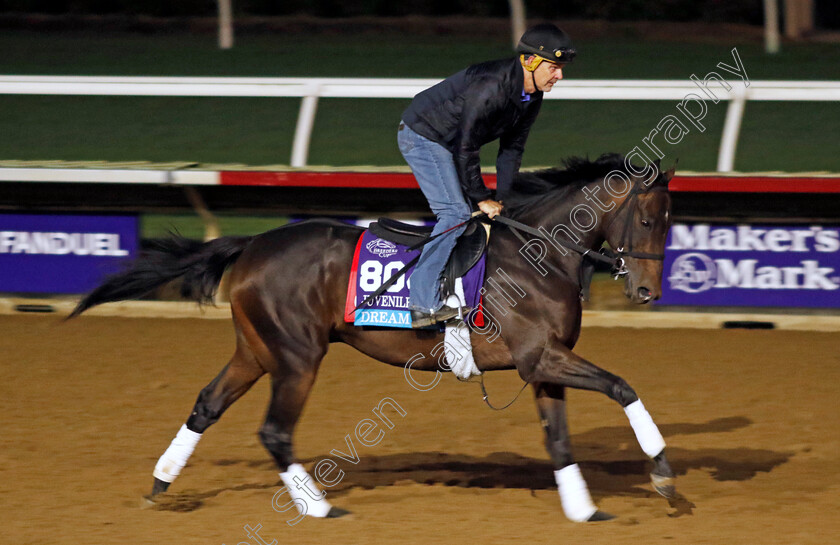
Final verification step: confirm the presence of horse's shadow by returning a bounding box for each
[152,416,792,511]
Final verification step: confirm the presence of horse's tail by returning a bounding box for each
[69,234,253,318]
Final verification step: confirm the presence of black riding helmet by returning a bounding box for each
[516,23,576,66]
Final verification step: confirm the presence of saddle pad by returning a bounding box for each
[344,230,485,329]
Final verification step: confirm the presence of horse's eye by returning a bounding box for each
[641,219,651,228]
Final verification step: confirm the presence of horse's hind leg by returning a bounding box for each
[147,346,264,499]
[258,357,349,519]
[533,382,615,522]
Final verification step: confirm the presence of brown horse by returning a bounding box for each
[71,154,677,522]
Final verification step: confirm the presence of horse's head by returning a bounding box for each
[504,155,676,304]
[602,163,675,304]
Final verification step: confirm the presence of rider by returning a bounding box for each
[399,23,575,328]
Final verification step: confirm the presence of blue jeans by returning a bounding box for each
[398,121,471,312]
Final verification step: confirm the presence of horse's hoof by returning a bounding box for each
[587,510,616,522]
[151,478,171,496]
[326,506,351,518]
[140,495,157,509]
[651,473,677,499]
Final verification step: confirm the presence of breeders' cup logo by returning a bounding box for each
[366,239,398,258]
[669,252,716,293]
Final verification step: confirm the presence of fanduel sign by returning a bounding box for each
[658,223,840,308]
[0,214,138,294]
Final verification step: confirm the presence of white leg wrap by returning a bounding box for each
[624,399,666,458]
[279,463,333,518]
[152,424,202,483]
[554,464,598,522]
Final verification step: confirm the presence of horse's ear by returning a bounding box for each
[661,159,678,186]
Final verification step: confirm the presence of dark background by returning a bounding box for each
[0,0,812,26]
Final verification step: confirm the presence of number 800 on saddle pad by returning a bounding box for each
[344,222,486,329]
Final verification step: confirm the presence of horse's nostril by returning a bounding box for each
[638,287,652,300]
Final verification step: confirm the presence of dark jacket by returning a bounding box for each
[402,57,543,203]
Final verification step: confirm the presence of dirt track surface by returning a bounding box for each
[1,314,838,545]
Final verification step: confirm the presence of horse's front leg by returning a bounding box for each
[534,382,615,522]
[523,345,676,506]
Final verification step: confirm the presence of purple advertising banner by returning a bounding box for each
[0,213,138,294]
[657,223,840,308]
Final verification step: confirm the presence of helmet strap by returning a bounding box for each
[531,69,537,93]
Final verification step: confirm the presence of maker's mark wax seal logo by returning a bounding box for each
[669,252,716,293]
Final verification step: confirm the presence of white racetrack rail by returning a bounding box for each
[2,76,838,170]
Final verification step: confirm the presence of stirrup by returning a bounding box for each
[410,305,468,328]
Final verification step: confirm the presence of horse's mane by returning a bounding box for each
[505,153,631,212]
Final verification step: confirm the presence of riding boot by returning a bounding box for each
[410,304,468,328]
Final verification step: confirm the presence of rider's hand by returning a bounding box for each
[478,199,504,219]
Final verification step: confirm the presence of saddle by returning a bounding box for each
[368,217,489,296]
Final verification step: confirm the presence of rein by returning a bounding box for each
[492,215,617,266]
[458,373,530,411]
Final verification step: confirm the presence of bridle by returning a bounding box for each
[598,182,668,278]
[493,180,667,280]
